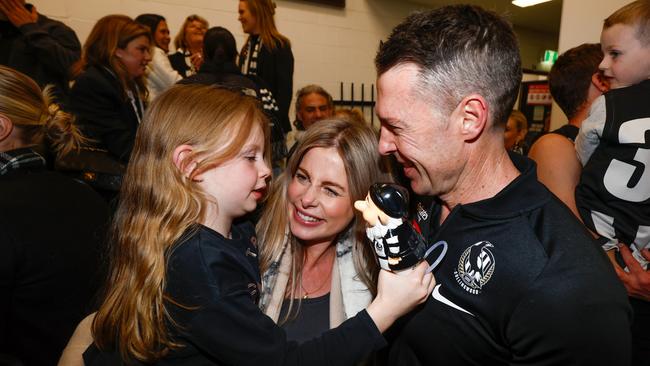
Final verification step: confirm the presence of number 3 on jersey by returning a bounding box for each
[603,117,650,202]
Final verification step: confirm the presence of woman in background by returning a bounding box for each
[135,14,182,101]
[182,26,287,173]
[504,109,529,155]
[238,0,293,141]
[169,14,208,78]
[68,15,151,163]
[258,119,388,343]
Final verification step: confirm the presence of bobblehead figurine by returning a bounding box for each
[354,183,447,272]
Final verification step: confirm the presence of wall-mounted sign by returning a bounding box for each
[543,50,558,63]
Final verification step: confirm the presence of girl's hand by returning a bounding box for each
[366,261,435,332]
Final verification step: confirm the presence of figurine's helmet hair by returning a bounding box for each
[369,183,410,219]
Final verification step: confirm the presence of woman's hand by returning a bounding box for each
[190,52,204,71]
[0,0,38,27]
[366,261,435,332]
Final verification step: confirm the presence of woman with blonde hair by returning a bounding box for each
[68,14,152,163]
[169,14,208,78]
[238,0,293,139]
[60,85,434,365]
[257,118,388,343]
[0,66,108,366]
[504,109,529,155]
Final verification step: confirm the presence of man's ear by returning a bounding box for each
[592,72,610,93]
[457,94,488,142]
[172,144,199,180]
[114,48,125,59]
[0,114,14,143]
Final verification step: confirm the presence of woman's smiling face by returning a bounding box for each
[287,147,355,246]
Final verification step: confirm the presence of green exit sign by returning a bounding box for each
[543,50,558,63]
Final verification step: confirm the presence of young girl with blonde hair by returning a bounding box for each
[78,84,434,365]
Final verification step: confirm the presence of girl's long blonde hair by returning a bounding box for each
[92,84,269,363]
[0,66,85,157]
[257,118,389,322]
[72,15,151,101]
[240,0,290,51]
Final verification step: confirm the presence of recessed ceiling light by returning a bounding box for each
[512,0,552,7]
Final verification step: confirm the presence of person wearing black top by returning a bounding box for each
[374,5,631,365]
[68,15,151,164]
[528,43,608,220]
[67,85,433,366]
[238,0,293,138]
[0,1,81,104]
[180,26,287,166]
[168,14,207,78]
[0,66,108,366]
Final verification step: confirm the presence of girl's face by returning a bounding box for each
[185,20,207,49]
[154,20,171,52]
[287,147,355,247]
[238,1,258,35]
[115,35,152,79]
[198,124,270,221]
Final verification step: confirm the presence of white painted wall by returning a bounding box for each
[30,0,560,125]
[30,0,428,124]
[549,0,629,129]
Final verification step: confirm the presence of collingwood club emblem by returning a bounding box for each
[454,241,495,295]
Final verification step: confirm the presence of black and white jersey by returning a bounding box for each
[387,154,631,366]
[575,80,650,266]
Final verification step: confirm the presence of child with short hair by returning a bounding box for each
[575,0,650,264]
[82,84,433,365]
[574,1,650,362]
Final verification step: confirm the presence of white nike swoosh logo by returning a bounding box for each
[432,284,474,316]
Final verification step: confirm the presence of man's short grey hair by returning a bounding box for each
[295,84,334,111]
[375,5,522,127]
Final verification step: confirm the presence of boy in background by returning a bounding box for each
[574,1,650,362]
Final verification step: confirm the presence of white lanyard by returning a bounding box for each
[126,84,144,125]
[102,66,144,124]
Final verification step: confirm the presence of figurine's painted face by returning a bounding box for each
[355,191,407,271]
[287,147,355,246]
[354,194,390,227]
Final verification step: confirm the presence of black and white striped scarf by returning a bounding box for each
[0,148,46,176]
[240,35,262,76]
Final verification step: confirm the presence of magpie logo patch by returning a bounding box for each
[454,241,495,295]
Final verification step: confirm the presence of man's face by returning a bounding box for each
[297,93,333,129]
[600,24,650,89]
[376,64,464,196]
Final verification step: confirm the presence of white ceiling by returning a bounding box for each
[405,0,563,34]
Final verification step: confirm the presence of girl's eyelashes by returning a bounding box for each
[240,146,262,162]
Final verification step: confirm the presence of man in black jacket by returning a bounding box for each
[374,5,632,365]
[0,0,81,103]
